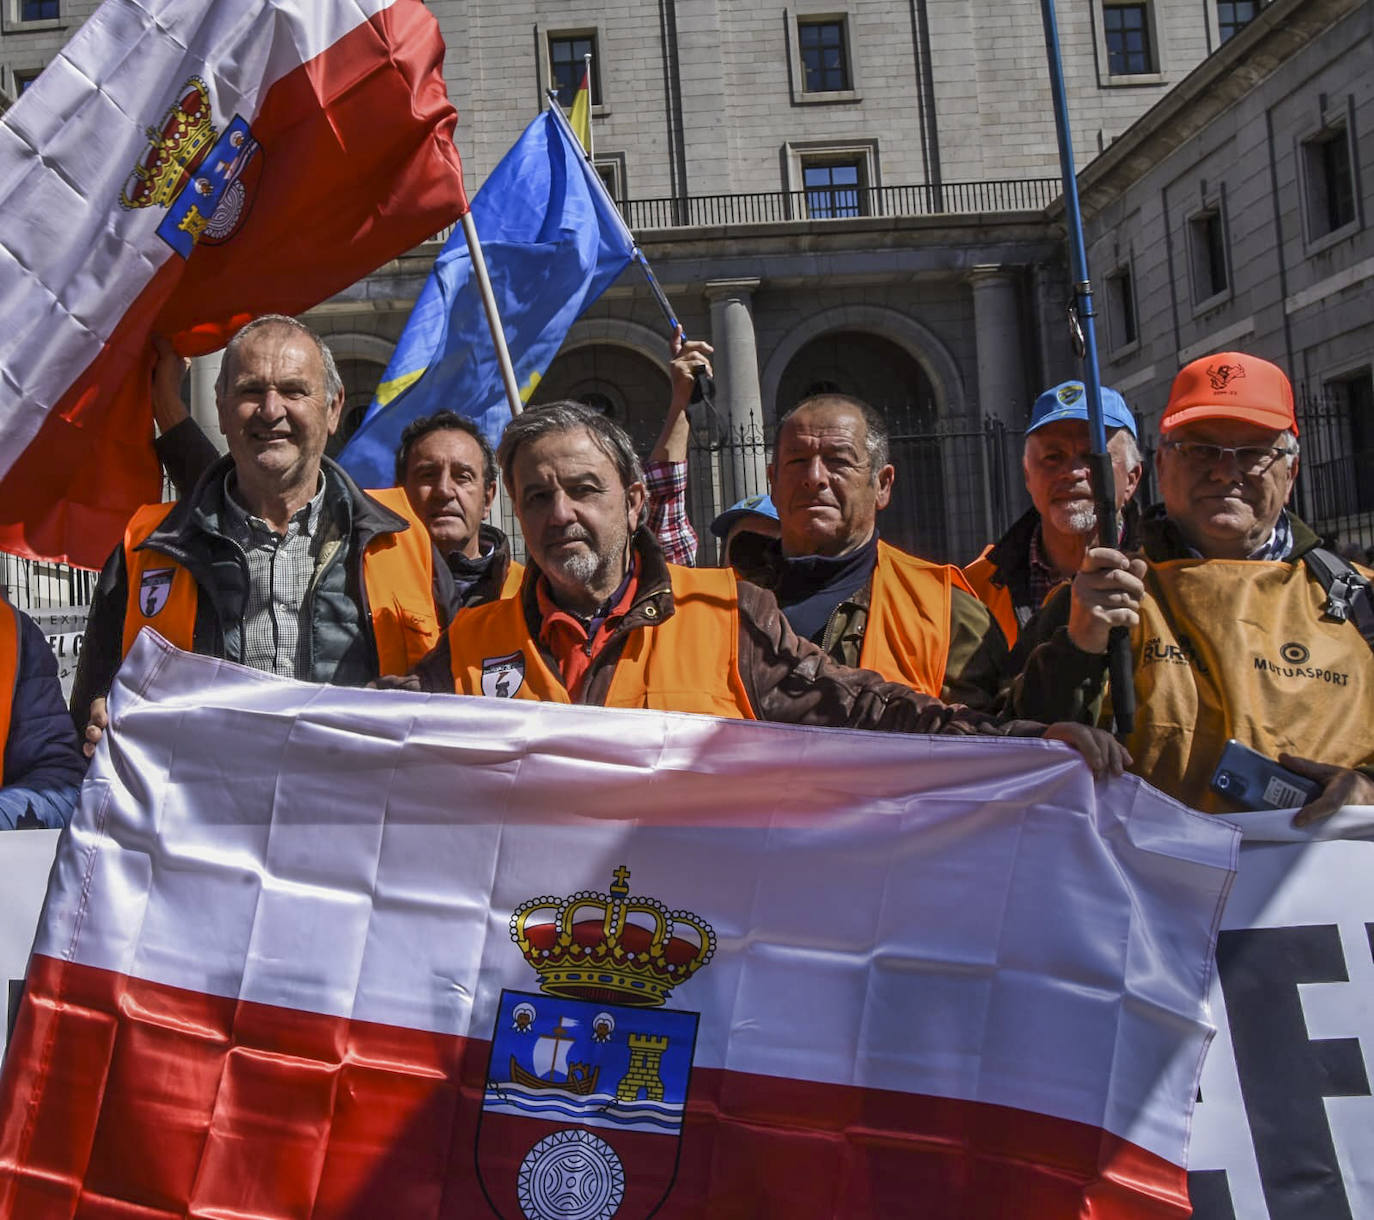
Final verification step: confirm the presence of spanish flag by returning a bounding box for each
[569,61,592,152]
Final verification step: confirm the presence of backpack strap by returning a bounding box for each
[1302,547,1374,651]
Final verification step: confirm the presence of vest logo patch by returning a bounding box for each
[1142,634,1208,674]
[482,651,525,699]
[139,569,175,618]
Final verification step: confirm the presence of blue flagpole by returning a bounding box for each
[1038,0,1135,736]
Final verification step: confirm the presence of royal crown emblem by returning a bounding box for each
[120,76,261,259]
[481,867,712,1217]
[510,866,716,1008]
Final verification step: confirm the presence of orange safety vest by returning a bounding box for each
[448,565,755,719]
[0,601,18,784]
[120,486,441,676]
[962,546,1020,647]
[501,560,525,599]
[1110,557,1374,811]
[860,541,975,697]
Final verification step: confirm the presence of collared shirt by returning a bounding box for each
[1026,523,1066,612]
[1178,509,1294,562]
[221,476,328,677]
[537,559,640,697]
[644,460,697,566]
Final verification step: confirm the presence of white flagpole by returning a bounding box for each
[460,211,522,419]
[584,52,595,161]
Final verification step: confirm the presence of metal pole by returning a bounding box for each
[1038,0,1135,736]
[583,52,595,161]
[460,210,522,419]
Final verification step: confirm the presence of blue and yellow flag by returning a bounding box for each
[338,107,634,486]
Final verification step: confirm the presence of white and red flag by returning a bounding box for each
[0,0,467,569]
[0,632,1237,1218]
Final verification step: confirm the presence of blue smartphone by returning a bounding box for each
[1210,739,1321,809]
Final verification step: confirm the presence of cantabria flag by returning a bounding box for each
[0,0,467,569]
[0,632,1237,1218]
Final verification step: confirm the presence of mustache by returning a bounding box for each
[544,525,592,544]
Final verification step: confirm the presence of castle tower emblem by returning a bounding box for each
[479,867,712,1219]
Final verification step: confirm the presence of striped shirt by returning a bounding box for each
[221,477,328,677]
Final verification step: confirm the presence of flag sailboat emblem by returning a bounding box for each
[477,867,714,1220]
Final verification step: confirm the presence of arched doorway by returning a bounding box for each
[329,357,388,457]
[774,330,954,559]
[531,343,672,454]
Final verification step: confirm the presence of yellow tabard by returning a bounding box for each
[1114,557,1374,811]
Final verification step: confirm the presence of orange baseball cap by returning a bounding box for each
[1162,352,1297,434]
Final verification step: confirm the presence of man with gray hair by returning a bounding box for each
[407,401,1131,777]
[1013,352,1374,822]
[964,380,1143,651]
[74,314,452,749]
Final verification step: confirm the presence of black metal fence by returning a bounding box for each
[621,179,1060,230]
[686,413,1028,567]
[1292,389,1374,557]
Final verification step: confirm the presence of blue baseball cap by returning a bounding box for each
[1028,381,1137,438]
[710,493,779,540]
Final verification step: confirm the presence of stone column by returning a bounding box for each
[969,266,1028,428]
[188,351,228,453]
[705,278,765,503]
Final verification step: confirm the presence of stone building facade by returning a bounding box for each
[2,0,1284,575]
[1079,0,1373,551]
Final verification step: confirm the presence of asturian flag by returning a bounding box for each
[0,0,467,570]
[0,632,1238,1218]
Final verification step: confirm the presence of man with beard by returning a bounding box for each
[1012,352,1373,822]
[405,400,1130,777]
[964,381,1143,651]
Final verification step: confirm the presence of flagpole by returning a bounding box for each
[1038,0,1134,736]
[460,210,523,419]
[583,53,595,161]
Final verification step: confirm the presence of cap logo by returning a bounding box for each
[1206,362,1246,393]
[1056,384,1084,406]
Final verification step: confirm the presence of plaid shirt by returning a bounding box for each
[644,459,698,566]
[1026,522,1069,611]
[221,476,327,677]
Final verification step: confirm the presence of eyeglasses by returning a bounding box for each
[1161,440,1296,476]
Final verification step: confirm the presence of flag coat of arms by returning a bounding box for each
[0,632,1238,1218]
[0,0,467,569]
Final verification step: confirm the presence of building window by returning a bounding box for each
[802,158,865,219]
[1103,4,1154,75]
[1105,266,1138,349]
[1217,0,1259,42]
[1301,122,1358,243]
[1319,370,1374,515]
[14,68,40,94]
[798,19,850,93]
[593,155,625,203]
[20,0,59,18]
[549,34,599,108]
[1187,206,1229,306]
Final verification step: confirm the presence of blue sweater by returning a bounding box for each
[0,609,85,829]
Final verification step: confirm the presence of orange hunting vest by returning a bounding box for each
[860,541,974,697]
[448,565,755,718]
[0,601,18,785]
[962,546,1021,647]
[501,561,525,599]
[1109,557,1374,811]
[119,487,441,676]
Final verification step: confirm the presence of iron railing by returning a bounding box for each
[425,178,1061,244]
[1294,389,1374,557]
[621,180,1060,229]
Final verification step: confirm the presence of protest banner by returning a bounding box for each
[0,631,1239,1217]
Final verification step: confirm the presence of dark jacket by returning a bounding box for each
[449,523,517,609]
[72,455,454,729]
[2,608,84,829]
[1010,506,1343,723]
[414,529,1046,738]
